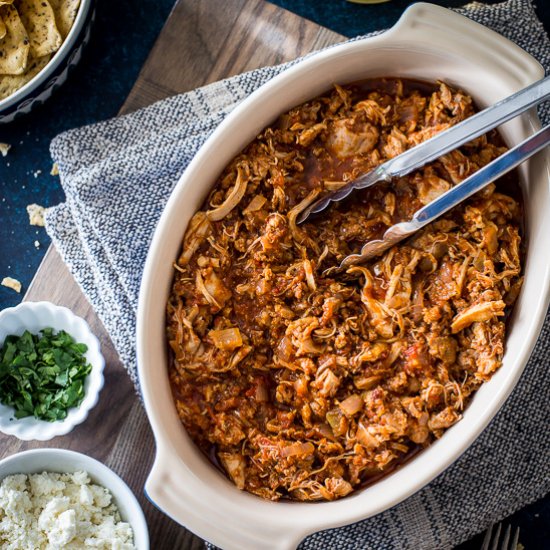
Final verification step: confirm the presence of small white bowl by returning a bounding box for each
[0,448,149,549]
[0,301,105,440]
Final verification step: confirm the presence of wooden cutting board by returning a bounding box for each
[5,1,344,548]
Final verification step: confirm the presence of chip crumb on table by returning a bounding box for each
[50,161,59,176]
[1,276,22,293]
[26,203,46,226]
[0,142,10,157]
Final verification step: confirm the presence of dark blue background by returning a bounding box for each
[0,1,548,547]
[0,0,175,305]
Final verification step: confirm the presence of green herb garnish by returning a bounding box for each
[0,328,92,422]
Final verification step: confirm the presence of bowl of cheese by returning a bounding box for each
[0,448,149,549]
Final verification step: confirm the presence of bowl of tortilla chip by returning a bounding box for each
[0,0,94,123]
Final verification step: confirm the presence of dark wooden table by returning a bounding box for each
[1,1,343,548]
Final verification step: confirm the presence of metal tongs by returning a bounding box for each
[297,76,550,270]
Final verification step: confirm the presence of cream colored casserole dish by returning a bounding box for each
[137,3,550,549]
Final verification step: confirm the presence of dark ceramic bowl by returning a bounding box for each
[0,0,95,124]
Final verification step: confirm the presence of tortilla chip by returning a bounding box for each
[0,1,11,39]
[15,0,62,57]
[0,2,15,39]
[0,52,49,98]
[0,5,30,75]
[48,0,79,39]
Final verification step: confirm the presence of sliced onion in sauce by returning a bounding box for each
[280,441,315,458]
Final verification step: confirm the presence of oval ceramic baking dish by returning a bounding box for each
[137,3,550,549]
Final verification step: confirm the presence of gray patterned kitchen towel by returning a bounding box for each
[46,0,549,548]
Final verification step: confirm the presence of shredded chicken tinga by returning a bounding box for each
[167,78,523,501]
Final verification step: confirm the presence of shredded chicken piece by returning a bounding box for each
[167,78,523,502]
[219,452,246,489]
[327,117,379,158]
[451,300,506,333]
[207,163,249,221]
[287,189,321,248]
[179,212,212,267]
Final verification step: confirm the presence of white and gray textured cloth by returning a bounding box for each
[46,0,550,548]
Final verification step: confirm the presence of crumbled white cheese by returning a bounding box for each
[1,276,22,293]
[26,203,46,227]
[0,143,11,157]
[79,484,93,506]
[0,471,136,550]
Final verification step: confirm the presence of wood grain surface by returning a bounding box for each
[3,1,345,548]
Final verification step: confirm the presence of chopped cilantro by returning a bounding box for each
[0,328,92,422]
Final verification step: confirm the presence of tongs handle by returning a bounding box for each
[300,75,550,222]
[384,75,550,178]
[415,123,550,224]
[338,123,550,269]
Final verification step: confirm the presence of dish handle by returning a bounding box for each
[145,445,310,550]
[388,2,544,88]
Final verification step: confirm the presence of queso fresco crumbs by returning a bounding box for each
[0,471,135,549]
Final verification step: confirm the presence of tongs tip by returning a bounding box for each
[297,182,360,224]
[297,197,329,224]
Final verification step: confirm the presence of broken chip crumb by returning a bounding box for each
[50,162,59,176]
[0,143,11,157]
[26,203,45,226]
[1,277,22,293]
